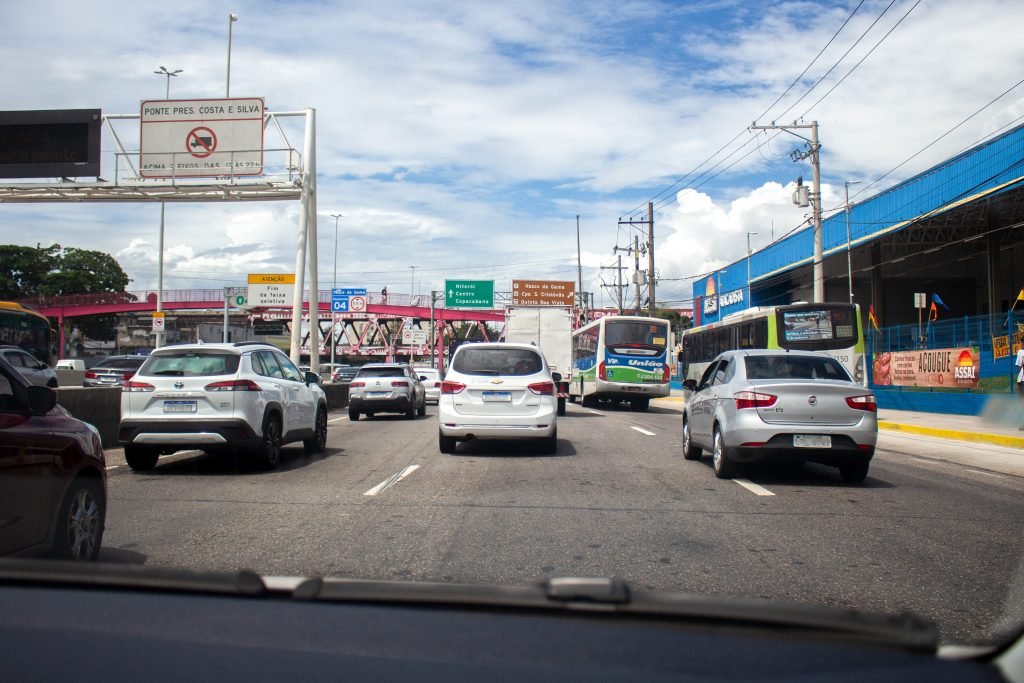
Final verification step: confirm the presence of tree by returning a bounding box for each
[0,244,130,299]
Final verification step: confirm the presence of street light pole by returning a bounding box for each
[153,66,181,349]
[226,13,238,97]
[844,180,861,305]
[746,231,758,306]
[329,213,342,371]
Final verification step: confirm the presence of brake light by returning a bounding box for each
[528,381,555,395]
[441,380,466,394]
[734,391,778,410]
[598,362,607,381]
[846,394,877,412]
[350,381,365,388]
[121,371,135,380]
[123,381,155,392]
[84,371,98,379]
[391,380,409,387]
[205,379,262,392]
[662,365,671,382]
[434,381,441,387]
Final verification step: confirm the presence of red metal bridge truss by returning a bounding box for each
[19,290,509,360]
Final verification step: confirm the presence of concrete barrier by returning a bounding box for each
[56,386,121,448]
[321,381,350,411]
[56,369,85,387]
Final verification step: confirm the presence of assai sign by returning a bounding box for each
[140,98,264,178]
[871,347,980,389]
[247,273,295,308]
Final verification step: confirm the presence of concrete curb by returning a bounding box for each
[878,421,1024,449]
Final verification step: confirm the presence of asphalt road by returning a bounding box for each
[99,399,1024,646]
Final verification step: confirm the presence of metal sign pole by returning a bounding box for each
[289,111,315,365]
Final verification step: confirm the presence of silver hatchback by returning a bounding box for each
[681,350,877,483]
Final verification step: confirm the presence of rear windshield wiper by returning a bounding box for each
[466,369,500,375]
[151,370,184,376]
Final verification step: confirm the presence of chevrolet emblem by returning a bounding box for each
[490,378,504,384]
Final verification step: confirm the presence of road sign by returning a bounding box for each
[233,294,247,307]
[512,279,575,306]
[331,297,349,312]
[140,98,265,178]
[332,288,366,297]
[151,311,165,332]
[445,280,494,308]
[349,295,367,312]
[247,273,295,307]
[914,292,927,309]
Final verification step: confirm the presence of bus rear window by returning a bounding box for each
[777,307,856,349]
[605,321,668,352]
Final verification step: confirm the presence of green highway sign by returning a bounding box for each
[445,279,494,308]
[234,295,247,306]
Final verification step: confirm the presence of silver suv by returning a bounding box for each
[0,346,58,388]
[118,342,328,471]
[348,363,426,420]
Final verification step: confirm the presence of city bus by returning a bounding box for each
[678,302,866,386]
[569,315,672,411]
[0,301,54,365]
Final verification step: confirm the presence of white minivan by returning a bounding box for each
[437,342,559,454]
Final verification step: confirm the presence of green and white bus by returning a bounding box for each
[569,315,672,411]
[679,302,866,386]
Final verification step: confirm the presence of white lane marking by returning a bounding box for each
[966,468,1006,479]
[910,457,937,465]
[363,465,420,497]
[588,410,604,416]
[631,426,656,436]
[733,478,776,497]
[328,417,348,423]
[106,465,120,471]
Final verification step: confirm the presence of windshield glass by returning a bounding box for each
[5,0,1024,659]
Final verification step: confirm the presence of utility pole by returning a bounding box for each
[750,120,823,302]
[633,235,642,312]
[575,214,583,305]
[618,202,656,315]
[747,231,758,304]
[600,260,627,314]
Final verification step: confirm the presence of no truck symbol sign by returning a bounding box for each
[186,126,217,158]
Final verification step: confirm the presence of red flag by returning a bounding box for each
[868,305,880,331]
[928,301,938,322]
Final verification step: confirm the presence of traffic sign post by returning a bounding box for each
[445,280,494,308]
[331,288,366,313]
[151,311,165,333]
[511,279,575,306]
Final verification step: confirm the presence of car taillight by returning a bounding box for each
[734,391,778,410]
[434,381,441,387]
[350,381,365,388]
[123,381,155,392]
[392,380,409,387]
[846,394,877,412]
[121,371,135,380]
[528,381,556,395]
[598,362,607,381]
[441,380,466,394]
[205,380,262,392]
[84,371,98,379]
[662,365,671,382]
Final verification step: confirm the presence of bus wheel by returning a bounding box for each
[581,394,596,408]
[631,398,649,411]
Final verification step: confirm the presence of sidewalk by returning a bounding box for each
[878,409,1024,449]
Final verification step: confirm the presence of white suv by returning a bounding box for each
[118,342,328,471]
[438,342,558,454]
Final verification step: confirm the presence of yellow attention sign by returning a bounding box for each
[247,273,296,308]
[248,273,296,285]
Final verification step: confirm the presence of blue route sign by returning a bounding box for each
[331,287,366,313]
[331,298,349,312]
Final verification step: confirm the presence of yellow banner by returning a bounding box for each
[248,273,295,284]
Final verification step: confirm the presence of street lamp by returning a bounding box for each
[845,180,862,304]
[329,213,342,370]
[746,231,758,306]
[226,13,238,97]
[152,66,182,349]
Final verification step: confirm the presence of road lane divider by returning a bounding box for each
[630,426,656,436]
[364,465,420,497]
[733,479,775,496]
[328,416,348,423]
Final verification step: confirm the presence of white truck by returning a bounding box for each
[504,307,573,416]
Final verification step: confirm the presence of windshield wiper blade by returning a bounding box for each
[152,370,185,376]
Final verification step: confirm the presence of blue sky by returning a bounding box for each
[3,0,1024,307]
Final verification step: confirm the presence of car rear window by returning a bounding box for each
[356,366,405,378]
[140,351,240,377]
[452,348,543,376]
[744,355,851,381]
[96,357,145,369]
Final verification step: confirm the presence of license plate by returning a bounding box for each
[100,376,117,383]
[793,434,831,448]
[624,386,643,392]
[482,391,512,402]
[163,400,197,413]
[365,391,389,398]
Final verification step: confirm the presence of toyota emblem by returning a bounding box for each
[807,395,817,405]
[174,381,185,389]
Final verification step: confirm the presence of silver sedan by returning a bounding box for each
[681,350,877,483]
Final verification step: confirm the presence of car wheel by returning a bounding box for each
[682,417,702,460]
[439,430,457,454]
[47,378,59,388]
[557,397,566,416]
[540,427,558,454]
[581,394,595,408]
[257,413,283,468]
[124,445,159,471]
[839,461,870,484]
[406,402,416,419]
[631,397,650,411]
[568,394,578,403]
[712,426,736,479]
[304,406,328,454]
[417,398,427,417]
[349,409,359,421]
[52,477,104,561]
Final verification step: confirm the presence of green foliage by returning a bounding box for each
[0,244,130,299]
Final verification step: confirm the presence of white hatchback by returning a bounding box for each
[118,342,328,471]
[437,343,558,454]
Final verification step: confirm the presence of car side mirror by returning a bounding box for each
[304,371,321,385]
[682,379,698,392]
[37,362,49,370]
[27,385,57,415]
[551,372,562,383]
